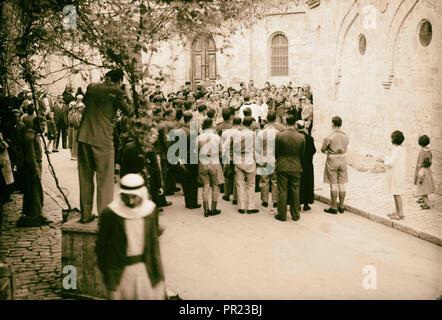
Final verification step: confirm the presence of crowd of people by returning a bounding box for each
[0,84,86,226]
[0,69,437,299]
[111,76,318,221]
[0,70,438,227]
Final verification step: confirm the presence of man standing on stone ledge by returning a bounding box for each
[321,116,349,215]
[96,174,166,300]
[77,69,132,223]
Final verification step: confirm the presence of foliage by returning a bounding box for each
[0,0,298,206]
[0,0,82,211]
[51,0,276,158]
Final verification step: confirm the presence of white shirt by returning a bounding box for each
[221,126,240,163]
[196,128,222,164]
[238,103,262,123]
[260,102,268,121]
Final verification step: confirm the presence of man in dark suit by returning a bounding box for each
[274,115,305,222]
[119,133,171,210]
[53,95,69,151]
[180,112,200,209]
[62,84,75,106]
[77,69,131,223]
[158,108,180,196]
[296,120,316,211]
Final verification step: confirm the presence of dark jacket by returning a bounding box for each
[306,91,313,105]
[299,131,316,204]
[215,120,232,136]
[9,121,26,166]
[77,83,130,148]
[23,128,42,176]
[158,119,179,160]
[62,91,75,106]
[53,103,69,126]
[275,127,305,173]
[46,120,57,140]
[120,142,144,178]
[95,207,165,291]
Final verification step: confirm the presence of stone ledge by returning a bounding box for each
[314,192,441,247]
[61,218,98,234]
[419,231,442,246]
[368,213,393,227]
[345,204,370,218]
[392,222,420,238]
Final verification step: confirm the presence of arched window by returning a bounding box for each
[270,33,288,77]
[359,34,367,56]
[419,20,432,47]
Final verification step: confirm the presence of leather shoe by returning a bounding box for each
[210,209,221,216]
[187,204,201,209]
[262,202,268,207]
[274,215,286,222]
[222,195,230,201]
[338,207,345,213]
[291,215,300,221]
[273,202,278,208]
[39,216,54,225]
[232,200,238,205]
[159,201,172,207]
[324,208,337,214]
[238,209,245,214]
[247,209,259,214]
[80,215,96,224]
[303,204,311,211]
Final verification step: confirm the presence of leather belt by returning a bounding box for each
[125,254,144,265]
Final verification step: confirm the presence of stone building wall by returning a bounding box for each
[150,0,441,194]
[307,0,442,194]
[38,0,441,194]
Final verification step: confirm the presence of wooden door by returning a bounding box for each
[192,35,216,89]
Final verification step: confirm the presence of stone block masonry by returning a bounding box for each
[0,193,63,300]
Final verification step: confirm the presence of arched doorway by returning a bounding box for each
[191,34,216,89]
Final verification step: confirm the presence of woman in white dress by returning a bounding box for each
[384,130,406,220]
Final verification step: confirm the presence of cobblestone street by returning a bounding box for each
[0,192,63,300]
[0,147,441,299]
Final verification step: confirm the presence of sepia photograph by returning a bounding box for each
[0,0,441,305]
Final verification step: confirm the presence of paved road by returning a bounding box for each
[42,149,442,299]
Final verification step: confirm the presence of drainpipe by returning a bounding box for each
[249,27,253,82]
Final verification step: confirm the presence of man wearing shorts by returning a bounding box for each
[321,116,349,214]
[197,119,224,217]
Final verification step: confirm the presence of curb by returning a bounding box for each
[314,193,441,247]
